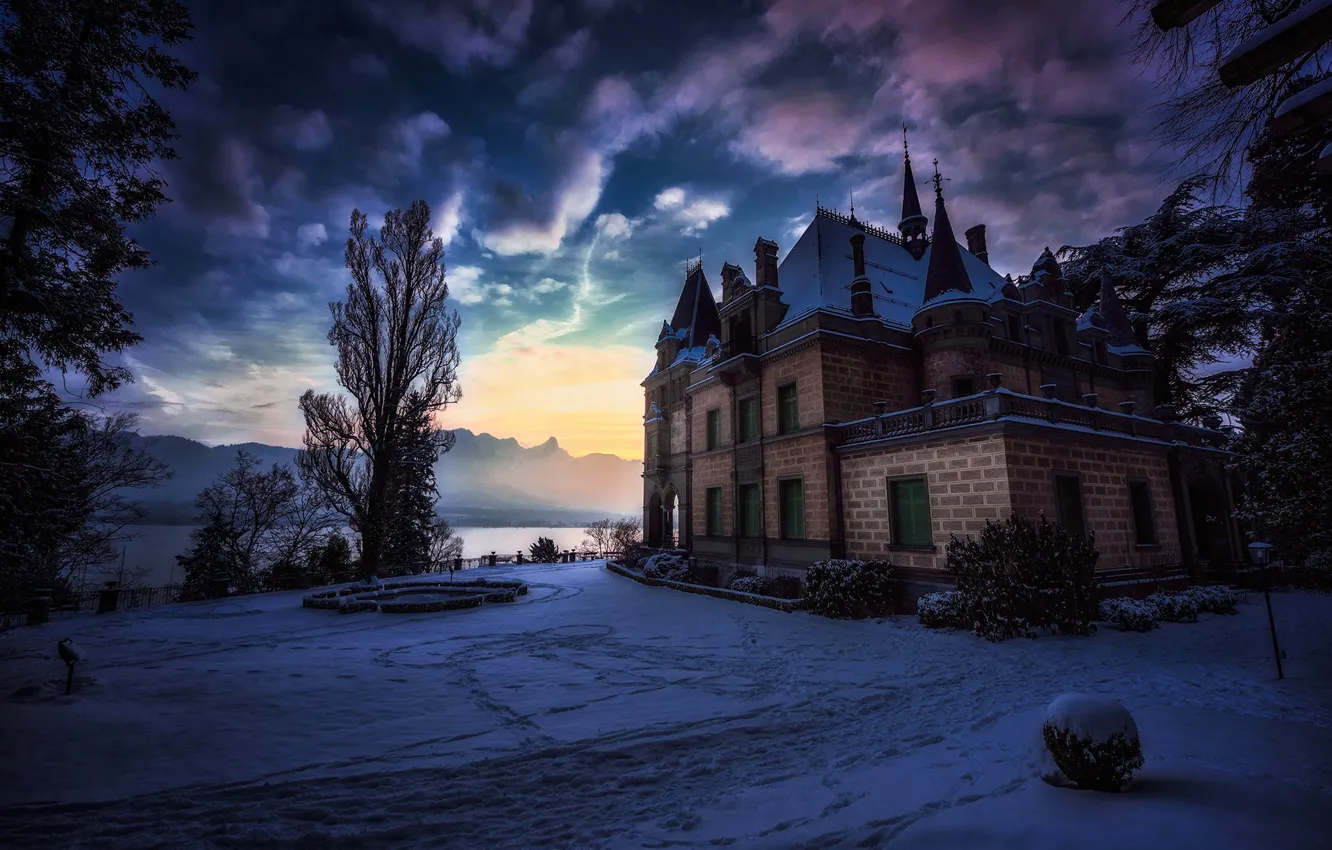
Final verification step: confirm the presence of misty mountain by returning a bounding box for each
[129,429,641,526]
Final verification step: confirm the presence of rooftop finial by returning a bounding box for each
[932,158,943,199]
[903,123,910,159]
[849,187,856,218]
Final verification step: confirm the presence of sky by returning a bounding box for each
[88,0,1179,461]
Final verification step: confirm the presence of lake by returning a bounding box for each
[119,525,599,587]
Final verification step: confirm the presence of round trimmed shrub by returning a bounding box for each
[728,575,772,595]
[1098,597,1160,632]
[1183,585,1240,615]
[804,559,896,619]
[642,553,690,581]
[1043,693,1144,792]
[1145,591,1198,623]
[916,590,966,629]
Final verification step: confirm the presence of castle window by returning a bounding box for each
[779,478,805,540]
[1095,341,1107,364]
[1129,479,1157,546]
[1055,323,1069,355]
[777,382,799,434]
[737,397,758,443]
[889,478,931,547]
[1054,473,1087,540]
[739,483,762,538]
[706,408,721,450]
[647,431,658,459]
[953,310,963,324]
[706,487,724,536]
[1008,315,1022,341]
[951,376,976,398]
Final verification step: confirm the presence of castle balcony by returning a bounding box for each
[833,389,1230,451]
[708,336,761,383]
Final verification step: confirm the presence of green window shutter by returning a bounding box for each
[780,479,804,539]
[778,384,798,433]
[707,488,723,535]
[738,398,757,442]
[740,484,761,537]
[706,409,720,450]
[892,479,931,546]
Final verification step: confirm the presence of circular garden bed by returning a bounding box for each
[302,578,528,614]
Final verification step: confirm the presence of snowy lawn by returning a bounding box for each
[1,561,1329,848]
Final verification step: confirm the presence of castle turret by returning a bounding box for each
[911,162,992,399]
[899,131,929,260]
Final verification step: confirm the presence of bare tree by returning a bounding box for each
[582,518,614,557]
[609,517,642,558]
[177,451,299,596]
[268,474,339,579]
[298,201,461,579]
[62,411,170,591]
[1125,0,1332,192]
[428,516,464,581]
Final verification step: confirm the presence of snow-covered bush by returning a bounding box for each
[1043,693,1144,792]
[642,553,690,582]
[727,570,771,594]
[916,590,966,629]
[1098,597,1159,632]
[1184,585,1241,615]
[1145,591,1198,623]
[728,575,771,595]
[804,559,895,619]
[947,513,1099,642]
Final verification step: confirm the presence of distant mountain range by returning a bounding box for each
[128,429,642,527]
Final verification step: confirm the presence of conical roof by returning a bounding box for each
[668,263,721,348]
[921,176,973,304]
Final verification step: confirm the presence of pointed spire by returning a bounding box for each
[921,161,973,303]
[1098,268,1137,349]
[898,126,929,258]
[849,187,856,220]
[900,126,925,225]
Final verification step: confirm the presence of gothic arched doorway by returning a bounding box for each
[646,491,663,549]
[1188,474,1231,565]
[664,488,678,549]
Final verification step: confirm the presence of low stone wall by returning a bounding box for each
[605,561,804,613]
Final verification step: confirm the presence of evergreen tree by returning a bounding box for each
[382,393,448,576]
[529,536,559,563]
[0,0,195,395]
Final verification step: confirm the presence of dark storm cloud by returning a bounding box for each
[99,0,1173,445]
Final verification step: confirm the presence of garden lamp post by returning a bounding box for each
[1248,541,1283,680]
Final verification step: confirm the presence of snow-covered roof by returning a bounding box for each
[775,209,1005,329]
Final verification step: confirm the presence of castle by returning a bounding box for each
[641,145,1241,587]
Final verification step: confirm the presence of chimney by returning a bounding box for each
[965,224,989,266]
[849,233,874,317]
[754,238,779,289]
[720,262,744,304]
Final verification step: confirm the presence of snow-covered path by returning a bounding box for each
[1,562,1329,848]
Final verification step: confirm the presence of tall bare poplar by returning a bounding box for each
[298,201,461,579]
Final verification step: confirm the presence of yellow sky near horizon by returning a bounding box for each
[439,338,650,461]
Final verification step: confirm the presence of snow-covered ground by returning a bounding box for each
[1,561,1329,848]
